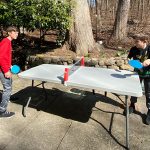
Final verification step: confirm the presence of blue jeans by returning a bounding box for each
[0,72,12,113]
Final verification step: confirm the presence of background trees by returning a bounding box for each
[0,0,72,45]
[89,0,150,43]
[112,0,130,40]
[1,0,150,55]
[68,0,96,56]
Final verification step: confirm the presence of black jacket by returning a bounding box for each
[128,45,150,78]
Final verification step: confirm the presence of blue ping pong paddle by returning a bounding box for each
[128,60,143,69]
[11,65,20,74]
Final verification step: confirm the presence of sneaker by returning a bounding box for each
[146,110,150,125]
[123,104,135,116]
[10,96,19,102]
[129,106,135,114]
[0,111,15,118]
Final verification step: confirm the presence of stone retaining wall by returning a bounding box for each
[26,55,133,71]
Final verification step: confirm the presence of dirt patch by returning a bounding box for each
[16,30,121,59]
[38,47,118,59]
[44,47,77,58]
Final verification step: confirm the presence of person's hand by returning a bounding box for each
[4,71,12,78]
[143,59,150,67]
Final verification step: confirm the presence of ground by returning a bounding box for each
[0,75,150,150]
[1,30,150,149]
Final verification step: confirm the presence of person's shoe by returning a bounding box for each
[146,109,150,125]
[10,96,19,102]
[129,105,135,114]
[123,104,135,116]
[0,111,15,118]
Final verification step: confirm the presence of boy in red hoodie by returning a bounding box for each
[0,26,18,118]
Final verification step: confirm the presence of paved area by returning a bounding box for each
[0,75,150,150]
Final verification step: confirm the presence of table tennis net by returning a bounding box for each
[64,57,84,82]
[69,59,82,75]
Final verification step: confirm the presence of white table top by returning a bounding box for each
[18,64,143,97]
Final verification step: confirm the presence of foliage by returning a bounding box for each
[99,51,106,58]
[0,0,73,45]
[0,1,10,26]
[115,49,128,57]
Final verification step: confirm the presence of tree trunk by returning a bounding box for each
[112,0,130,40]
[96,0,102,41]
[69,0,96,56]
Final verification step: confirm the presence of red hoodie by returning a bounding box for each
[0,38,12,73]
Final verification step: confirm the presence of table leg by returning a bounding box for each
[92,89,95,95]
[22,80,34,117]
[42,81,47,101]
[105,91,107,97]
[22,97,32,117]
[32,80,34,87]
[22,80,47,117]
[125,95,129,149]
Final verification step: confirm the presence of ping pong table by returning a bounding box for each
[18,59,143,150]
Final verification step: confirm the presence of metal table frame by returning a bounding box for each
[22,80,130,150]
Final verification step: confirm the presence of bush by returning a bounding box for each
[0,0,73,45]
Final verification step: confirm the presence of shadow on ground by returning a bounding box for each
[8,87,148,149]
[11,86,96,122]
[5,86,147,126]
[10,86,124,121]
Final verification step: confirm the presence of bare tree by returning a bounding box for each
[96,0,102,40]
[112,0,130,40]
[68,0,96,56]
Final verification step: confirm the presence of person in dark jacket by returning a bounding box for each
[0,26,18,118]
[127,34,150,125]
